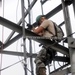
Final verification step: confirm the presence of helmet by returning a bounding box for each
[36,15,46,24]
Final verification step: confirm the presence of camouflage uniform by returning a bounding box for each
[34,47,56,75]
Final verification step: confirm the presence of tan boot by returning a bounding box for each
[39,68,46,75]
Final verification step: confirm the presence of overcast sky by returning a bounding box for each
[0,0,75,75]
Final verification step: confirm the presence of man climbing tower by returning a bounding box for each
[32,15,56,38]
[32,15,63,75]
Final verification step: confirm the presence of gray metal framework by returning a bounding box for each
[0,0,75,75]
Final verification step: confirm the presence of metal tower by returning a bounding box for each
[0,0,75,75]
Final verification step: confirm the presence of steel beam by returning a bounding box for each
[58,21,65,27]
[53,56,70,62]
[50,67,71,75]
[2,34,22,49]
[50,63,69,74]
[46,1,72,19]
[0,17,69,56]
[28,0,34,75]
[0,50,70,62]
[46,4,62,19]
[1,21,65,49]
[0,50,37,58]
[62,0,75,75]
[73,0,75,16]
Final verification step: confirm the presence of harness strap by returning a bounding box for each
[45,24,56,37]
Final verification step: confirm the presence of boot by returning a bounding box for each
[39,68,46,75]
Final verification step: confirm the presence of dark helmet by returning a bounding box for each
[36,15,46,25]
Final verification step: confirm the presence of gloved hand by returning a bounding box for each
[27,24,33,30]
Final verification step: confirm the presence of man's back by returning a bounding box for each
[40,19,55,38]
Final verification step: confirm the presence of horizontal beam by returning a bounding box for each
[46,4,62,19]
[54,56,70,62]
[0,17,69,56]
[3,34,22,49]
[50,67,71,75]
[46,1,72,19]
[1,50,70,62]
[1,50,37,58]
[50,63,69,74]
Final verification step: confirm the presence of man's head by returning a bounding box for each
[36,15,46,25]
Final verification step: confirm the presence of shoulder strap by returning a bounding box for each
[53,21,64,36]
[44,21,58,37]
[45,26,55,36]
[52,22,57,36]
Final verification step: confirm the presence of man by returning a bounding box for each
[32,15,56,75]
[32,15,55,39]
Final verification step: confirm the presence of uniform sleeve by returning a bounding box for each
[40,20,51,29]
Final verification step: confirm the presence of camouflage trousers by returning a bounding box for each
[34,48,51,75]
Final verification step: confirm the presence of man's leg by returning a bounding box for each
[36,61,46,75]
[35,48,47,75]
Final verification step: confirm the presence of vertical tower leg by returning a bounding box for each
[61,0,75,75]
[21,0,27,75]
[73,0,75,16]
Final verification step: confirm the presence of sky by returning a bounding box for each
[0,0,75,75]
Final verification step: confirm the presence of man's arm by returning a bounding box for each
[32,26,44,34]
